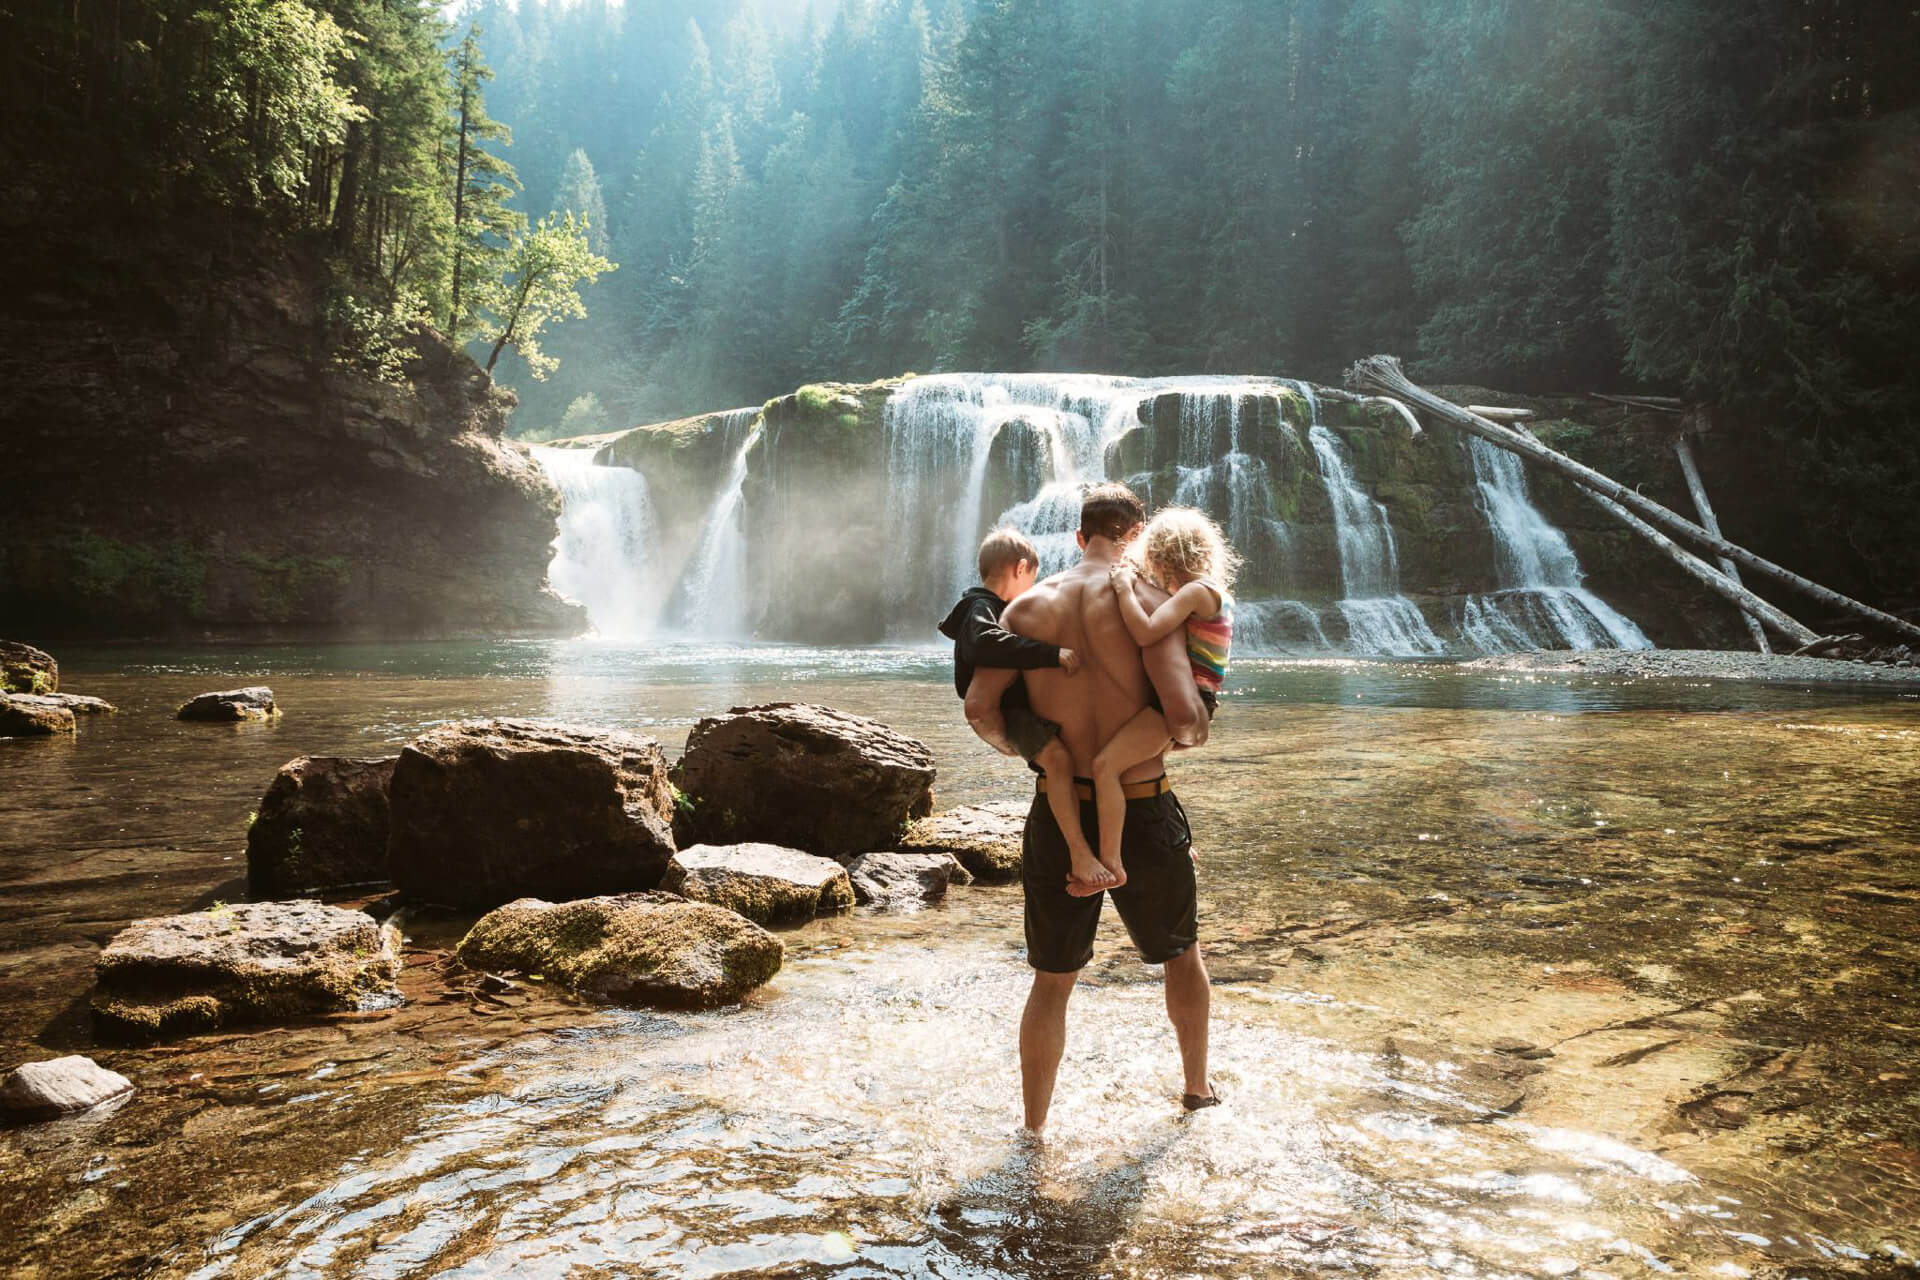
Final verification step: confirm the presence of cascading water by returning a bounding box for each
[534,446,661,638]
[1464,437,1650,651]
[1306,424,1446,656]
[672,409,764,637]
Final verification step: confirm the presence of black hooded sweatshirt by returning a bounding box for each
[937,586,1063,706]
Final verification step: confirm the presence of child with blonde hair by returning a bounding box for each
[1090,506,1236,888]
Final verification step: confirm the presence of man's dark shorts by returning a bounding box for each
[1023,781,1197,973]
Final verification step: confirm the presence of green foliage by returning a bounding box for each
[329,290,435,384]
[479,213,616,379]
[67,533,208,618]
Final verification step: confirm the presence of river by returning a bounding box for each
[2,642,1916,1278]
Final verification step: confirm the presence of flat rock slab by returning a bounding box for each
[177,686,278,721]
[898,801,1028,882]
[93,900,401,1041]
[247,755,397,898]
[0,695,75,736]
[457,893,782,1009]
[5,691,114,714]
[675,702,936,856]
[0,640,58,694]
[842,851,970,911]
[663,843,855,924]
[1,1055,134,1119]
[387,719,676,910]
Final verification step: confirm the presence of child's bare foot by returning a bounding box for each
[1066,844,1117,896]
[1097,853,1127,890]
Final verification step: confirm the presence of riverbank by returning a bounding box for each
[1462,647,1920,684]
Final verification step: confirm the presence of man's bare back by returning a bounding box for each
[1002,552,1207,780]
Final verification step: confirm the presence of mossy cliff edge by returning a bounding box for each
[0,241,583,641]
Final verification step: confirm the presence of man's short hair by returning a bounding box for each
[978,526,1040,581]
[1080,483,1146,543]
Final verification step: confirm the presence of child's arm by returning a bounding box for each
[962,667,1021,756]
[963,605,1081,674]
[1109,565,1217,647]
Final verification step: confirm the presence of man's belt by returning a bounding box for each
[1036,774,1173,802]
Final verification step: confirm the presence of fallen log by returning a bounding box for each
[1673,433,1770,654]
[1348,356,1920,648]
[1590,392,1685,413]
[1465,405,1536,423]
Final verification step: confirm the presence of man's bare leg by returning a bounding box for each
[1164,946,1214,1103]
[1019,968,1078,1133]
[1034,737,1114,893]
[1087,707,1174,889]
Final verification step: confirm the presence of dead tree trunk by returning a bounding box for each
[1347,355,1920,648]
[1673,433,1770,653]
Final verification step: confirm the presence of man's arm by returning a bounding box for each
[962,666,1021,756]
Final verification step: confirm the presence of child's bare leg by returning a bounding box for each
[1090,708,1174,886]
[1034,737,1112,893]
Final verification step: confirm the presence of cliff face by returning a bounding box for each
[0,244,583,641]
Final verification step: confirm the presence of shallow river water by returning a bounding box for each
[2,643,1917,1279]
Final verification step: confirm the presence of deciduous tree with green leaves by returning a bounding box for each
[478,212,616,379]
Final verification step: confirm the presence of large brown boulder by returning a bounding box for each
[246,756,397,899]
[456,892,782,1009]
[842,851,971,911]
[675,703,936,856]
[0,694,75,737]
[387,719,676,909]
[897,801,1028,883]
[93,900,401,1041]
[662,843,855,924]
[0,640,57,694]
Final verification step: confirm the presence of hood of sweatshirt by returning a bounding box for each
[937,587,1004,640]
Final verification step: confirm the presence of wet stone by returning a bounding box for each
[1493,1037,1555,1059]
[176,686,278,721]
[456,892,782,1009]
[0,640,58,694]
[0,694,75,736]
[662,843,855,925]
[246,755,397,899]
[898,801,1026,883]
[1,1055,134,1120]
[4,691,114,715]
[93,900,402,1041]
[842,851,970,911]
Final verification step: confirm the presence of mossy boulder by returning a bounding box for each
[92,900,401,1042]
[0,640,57,694]
[387,719,677,910]
[0,694,76,736]
[662,843,855,924]
[456,892,782,1009]
[897,801,1027,883]
[675,703,936,857]
[246,755,397,899]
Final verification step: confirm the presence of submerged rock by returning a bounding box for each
[456,893,782,1009]
[247,755,397,899]
[1,1055,134,1120]
[663,843,855,924]
[675,703,936,857]
[0,640,58,694]
[387,719,676,910]
[0,694,75,737]
[842,851,971,911]
[92,900,401,1041]
[177,686,278,721]
[897,801,1028,883]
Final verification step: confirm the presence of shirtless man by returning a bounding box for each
[963,483,1217,1132]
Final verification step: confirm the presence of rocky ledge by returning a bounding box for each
[1460,648,1920,684]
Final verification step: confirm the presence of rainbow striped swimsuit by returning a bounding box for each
[1186,579,1233,693]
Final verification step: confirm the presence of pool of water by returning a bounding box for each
[3,642,1917,1278]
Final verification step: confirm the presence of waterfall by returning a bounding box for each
[534,446,660,638]
[1465,437,1650,651]
[1306,424,1446,656]
[673,409,763,637]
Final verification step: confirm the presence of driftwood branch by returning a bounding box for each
[1348,355,1920,647]
[1464,405,1535,423]
[1673,434,1770,654]
[1590,392,1685,413]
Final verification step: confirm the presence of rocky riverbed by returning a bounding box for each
[2,642,1917,1278]
[1463,647,1920,683]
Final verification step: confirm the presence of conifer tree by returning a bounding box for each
[447,24,524,340]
